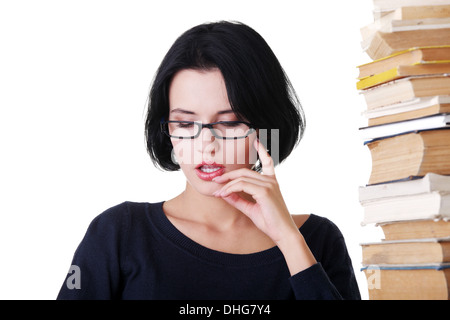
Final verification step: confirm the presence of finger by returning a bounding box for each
[220,193,256,217]
[255,139,275,176]
[217,179,267,199]
[216,177,271,196]
[213,167,268,183]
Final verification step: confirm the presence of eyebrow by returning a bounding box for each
[170,108,235,115]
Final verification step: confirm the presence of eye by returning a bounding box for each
[221,122,241,127]
[175,121,195,128]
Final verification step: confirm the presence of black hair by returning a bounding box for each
[145,20,305,172]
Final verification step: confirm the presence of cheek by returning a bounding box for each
[223,136,257,166]
[171,139,195,166]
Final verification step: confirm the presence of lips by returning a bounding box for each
[195,162,225,181]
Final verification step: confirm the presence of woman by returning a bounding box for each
[57,21,360,300]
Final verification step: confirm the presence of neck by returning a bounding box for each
[172,181,252,229]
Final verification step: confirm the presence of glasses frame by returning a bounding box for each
[160,120,256,140]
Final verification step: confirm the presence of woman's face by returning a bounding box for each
[168,68,257,196]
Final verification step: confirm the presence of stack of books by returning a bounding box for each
[357,0,450,300]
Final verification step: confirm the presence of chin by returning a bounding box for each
[186,178,220,197]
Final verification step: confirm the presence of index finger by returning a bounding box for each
[254,139,275,176]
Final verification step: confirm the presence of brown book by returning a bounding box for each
[368,102,450,126]
[391,5,450,20]
[367,129,450,185]
[365,28,450,60]
[362,238,450,265]
[362,75,450,110]
[363,265,450,300]
[381,220,450,240]
[358,46,450,79]
[366,5,450,36]
[362,18,450,50]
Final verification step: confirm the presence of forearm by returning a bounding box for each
[276,229,317,276]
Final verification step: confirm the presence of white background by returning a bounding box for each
[0,0,382,299]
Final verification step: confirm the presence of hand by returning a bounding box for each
[212,139,299,245]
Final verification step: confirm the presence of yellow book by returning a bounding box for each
[357,62,450,90]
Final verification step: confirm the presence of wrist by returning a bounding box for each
[276,230,317,276]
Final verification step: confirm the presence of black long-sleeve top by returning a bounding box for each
[57,201,360,300]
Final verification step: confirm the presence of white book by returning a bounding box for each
[373,0,450,12]
[390,17,450,31]
[361,191,450,225]
[362,263,450,270]
[359,173,450,202]
[359,113,450,141]
[362,96,450,119]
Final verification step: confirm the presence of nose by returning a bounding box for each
[196,126,219,156]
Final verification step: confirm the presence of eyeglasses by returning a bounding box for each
[160,120,255,140]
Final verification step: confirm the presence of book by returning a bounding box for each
[359,2,450,300]
[367,5,450,33]
[362,17,450,47]
[373,5,450,20]
[362,75,450,110]
[359,113,450,141]
[363,96,450,126]
[357,63,450,90]
[362,264,450,300]
[373,0,450,13]
[364,28,450,61]
[361,191,450,225]
[359,172,450,202]
[381,219,450,240]
[379,4,450,20]
[366,129,450,185]
[357,46,450,79]
[361,238,450,265]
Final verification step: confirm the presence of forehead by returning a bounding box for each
[168,68,232,115]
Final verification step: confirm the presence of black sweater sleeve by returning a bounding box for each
[291,215,361,300]
[57,204,128,299]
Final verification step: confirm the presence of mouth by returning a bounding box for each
[195,162,225,181]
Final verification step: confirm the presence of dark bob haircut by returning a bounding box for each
[145,20,305,172]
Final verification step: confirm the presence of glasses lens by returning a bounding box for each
[212,122,253,138]
[165,121,254,139]
[167,121,198,138]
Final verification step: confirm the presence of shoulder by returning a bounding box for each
[299,214,343,240]
[297,214,347,261]
[292,214,309,230]
[87,202,133,232]
[74,201,164,257]
[292,214,342,243]
[84,201,160,239]
[89,201,160,223]
[292,214,343,238]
